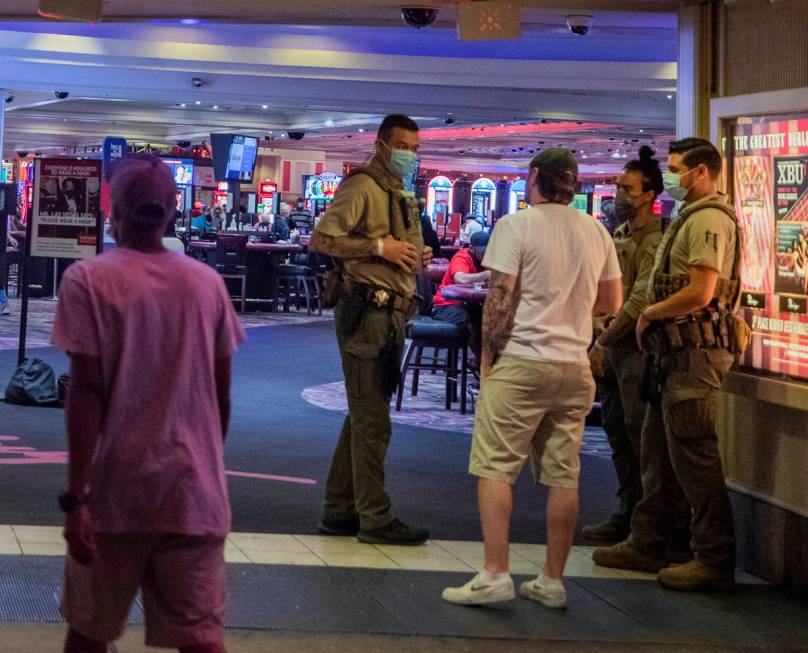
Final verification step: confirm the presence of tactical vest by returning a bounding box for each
[648,200,746,352]
[344,164,422,244]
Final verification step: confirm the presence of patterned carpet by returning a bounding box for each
[0,297,333,351]
[302,375,612,458]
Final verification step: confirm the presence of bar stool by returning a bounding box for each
[215,233,249,313]
[276,264,322,316]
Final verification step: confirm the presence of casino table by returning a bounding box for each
[187,240,304,307]
[440,283,488,304]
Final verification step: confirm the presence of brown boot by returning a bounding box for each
[592,540,668,573]
[658,559,735,592]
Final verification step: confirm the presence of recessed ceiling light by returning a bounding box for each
[268,131,273,134]
[262,104,268,109]
[195,101,201,105]
[213,105,219,110]
[358,128,365,133]
[325,119,335,127]
[666,94,673,99]
[180,103,187,108]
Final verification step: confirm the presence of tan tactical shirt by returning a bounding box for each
[314,157,423,298]
[659,193,736,280]
[597,216,662,347]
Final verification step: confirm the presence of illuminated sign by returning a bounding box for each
[730,113,808,380]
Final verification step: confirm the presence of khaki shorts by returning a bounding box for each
[61,534,226,648]
[470,355,596,488]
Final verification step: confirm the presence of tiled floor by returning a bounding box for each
[0,524,767,584]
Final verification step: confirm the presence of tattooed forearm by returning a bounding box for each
[309,232,376,259]
[482,271,518,366]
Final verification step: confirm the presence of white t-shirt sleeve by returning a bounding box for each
[482,218,520,276]
[598,224,622,282]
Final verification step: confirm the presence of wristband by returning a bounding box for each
[376,238,384,257]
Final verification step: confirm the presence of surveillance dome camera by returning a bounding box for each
[566,15,593,36]
[287,131,305,141]
[444,114,456,125]
[177,140,191,148]
[16,151,29,158]
[5,95,13,104]
[54,91,69,99]
[401,7,438,29]
[192,77,204,88]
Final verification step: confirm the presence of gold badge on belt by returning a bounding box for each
[373,289,391,308]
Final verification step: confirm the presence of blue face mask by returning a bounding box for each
[380,141,418,187]
[663,168,696,202]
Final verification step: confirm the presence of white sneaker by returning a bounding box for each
[519,577,567,608]
[442,573,515,605]
[0,302,9,315]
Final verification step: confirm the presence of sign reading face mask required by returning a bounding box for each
[730,113,808,381]
[30,159,102,260]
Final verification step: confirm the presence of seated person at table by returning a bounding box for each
[272,203,292,241]
[459,214,483,245]
[432,231,490,361]
[253,210,272,231]
[190,211,214,232]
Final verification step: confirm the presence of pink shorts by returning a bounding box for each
[61,534,226,648]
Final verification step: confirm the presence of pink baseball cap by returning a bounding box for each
[109,154,177,227]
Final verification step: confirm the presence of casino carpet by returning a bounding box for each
[0,315,620,543]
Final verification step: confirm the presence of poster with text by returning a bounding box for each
[30,159,102,260]
[731,114,808,381]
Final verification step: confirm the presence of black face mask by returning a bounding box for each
[614,190,637,222]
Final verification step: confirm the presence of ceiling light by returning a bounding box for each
[262,104,268,109]
[180,103,186,108]
[213,105,219,110]
[325,119,335,127]
[666,94,673,99]
[195,100,201,105]
[358,128,365,133]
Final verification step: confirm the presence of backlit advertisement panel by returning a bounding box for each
[729,113,808,380]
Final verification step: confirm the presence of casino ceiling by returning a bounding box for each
[0,1,679,173]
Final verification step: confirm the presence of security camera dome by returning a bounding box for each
[287,131,305,141]
[401,7,438,29]
[566,15,594,36]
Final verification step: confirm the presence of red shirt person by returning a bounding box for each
[53,155,243,653]
[432,230,491,360]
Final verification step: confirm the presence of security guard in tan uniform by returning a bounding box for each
[309,114,432,546]
[594,138,748,591]
[585,147,664,543]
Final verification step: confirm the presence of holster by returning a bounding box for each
[380,335,403,398]
[338,291,368,340]
[323,269,344,308]
[640,351,669,404]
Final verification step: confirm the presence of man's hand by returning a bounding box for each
[382,236,419,273]
[421,245,433,269]
[8,235,18,249]
[636,311,652,350]
[589,345,606,377]
[64,505,97,566]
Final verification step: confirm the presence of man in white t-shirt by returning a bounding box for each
[442,149,622,609]
[459,214,483,244]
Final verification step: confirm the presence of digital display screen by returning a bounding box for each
[572,193,589,214]
[210,133,258,183]
[304,173,342,201]
[162,158,194,186]
[226,136,258,182]
[728,112,808,381]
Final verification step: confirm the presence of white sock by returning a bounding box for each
[480,569,510,584]
[538,572,564,588]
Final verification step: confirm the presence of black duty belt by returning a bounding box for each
[350,282,416,315]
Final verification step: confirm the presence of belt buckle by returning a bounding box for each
[372,288,391,308]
